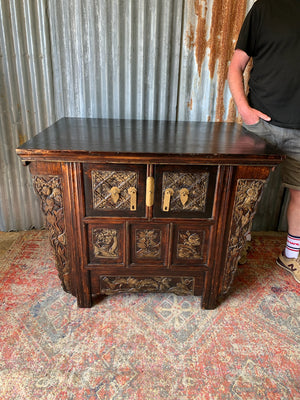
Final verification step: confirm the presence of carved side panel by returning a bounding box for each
[161,172,209,212]
[99,276,195,296]
[222,179,265,294]
[33,176,71,293]
[92,170,137,210]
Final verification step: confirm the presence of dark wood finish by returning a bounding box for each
[153,165,218,219]
[83,163,147,217]
[17,118,282,164]
[17,118,283,309]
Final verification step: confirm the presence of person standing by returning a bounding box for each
[228,0,300,283]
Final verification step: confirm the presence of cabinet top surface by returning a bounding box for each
[16,118,283,164]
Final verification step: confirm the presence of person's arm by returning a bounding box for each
[228,49,271,124]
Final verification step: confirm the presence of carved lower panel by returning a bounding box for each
[33,176,71,293]
[177,230,205,259]
[92,228,119,258]
[92,170,137,210]
[99,276,195,295]
[136,229,162,258]
[222,179,265,295]
[161,172,209,212]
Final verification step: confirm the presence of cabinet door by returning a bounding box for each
[153,165,218,218]
[83,164,146,217]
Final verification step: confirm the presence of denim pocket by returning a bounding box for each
[242,119,267,135]
[243,119,261,129]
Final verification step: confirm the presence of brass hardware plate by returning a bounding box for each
[146,177,155,207]
[163,188,174,212]
[110,186,120,203]
[180,188,189,206]
[128,187,137,211]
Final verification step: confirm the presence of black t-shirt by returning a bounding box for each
[236,0,300,129]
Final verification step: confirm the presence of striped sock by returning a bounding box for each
[285,233,300,259]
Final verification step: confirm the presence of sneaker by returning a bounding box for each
[276,251,300,283]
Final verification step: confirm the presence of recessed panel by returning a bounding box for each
[84,164,146,217]
[88,223,125,265]
[129,223,169,266]
[154,165,218,218]
[99,276,195,296]
[171,224,211,267]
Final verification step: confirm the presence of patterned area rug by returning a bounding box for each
[0,230,299,400]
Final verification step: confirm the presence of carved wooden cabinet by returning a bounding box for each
[16,118,283,309]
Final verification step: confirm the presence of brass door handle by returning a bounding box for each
[110,187,120,203]
[128,187,137,211]
[146,177,155,207]
[163,188,174,212]
[180,188,189,206]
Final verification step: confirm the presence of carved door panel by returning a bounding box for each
[88,223,125,265]
[83,164,146,217]
[129,223,169,267]
[153,165,218,218]
[170,223,212,268]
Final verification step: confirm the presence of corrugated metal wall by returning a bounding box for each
[0,0,286,231]
[0,0,59,230]
[47,0,184,120]
[178,0,251,122]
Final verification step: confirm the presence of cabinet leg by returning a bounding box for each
[201,291,220,310]
[77,294,92,308]
[201,298,219,310]
[76,280,92,308]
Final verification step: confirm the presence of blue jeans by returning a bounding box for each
[243,119,300,190]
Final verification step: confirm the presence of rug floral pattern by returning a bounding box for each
[0,230,299,399]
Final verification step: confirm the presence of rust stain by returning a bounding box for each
[18,131,27,146]
[227,98,237,122]
[243,59,253,94]
[187,98,193,110]
[190,0,248,121]
[209,0,248,121]
[194,0,208,79]
[185,23,195,50]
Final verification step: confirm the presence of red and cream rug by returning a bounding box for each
[0,230,299,399]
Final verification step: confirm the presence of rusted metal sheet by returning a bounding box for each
[178,0,255,122]
[0,0,285,231]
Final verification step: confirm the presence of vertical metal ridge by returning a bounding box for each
[0,0,56,230]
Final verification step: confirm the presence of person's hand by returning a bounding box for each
[240,106,271,125]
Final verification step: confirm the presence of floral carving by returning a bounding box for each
[93,228,119,258]
[177,230,204,259]
[99,276,195,296]
[136,229,161,258]
[222,179,265,294]
[33,176,71,293]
